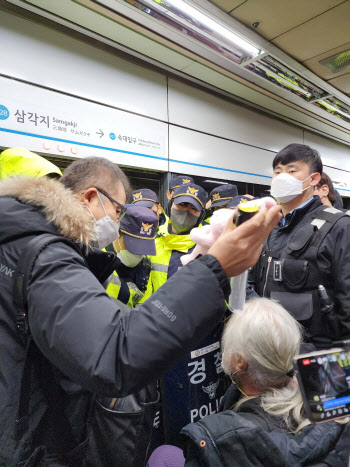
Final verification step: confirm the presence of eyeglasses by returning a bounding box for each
[95,187,127,220]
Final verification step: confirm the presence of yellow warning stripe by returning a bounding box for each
[132,198,157,204]
[172,193,204,209]
[120,229,156,240]
[211,196,232,202]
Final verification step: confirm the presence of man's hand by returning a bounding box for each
[208,205,282,277]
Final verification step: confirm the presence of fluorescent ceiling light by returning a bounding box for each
[165,0,261,56]
[317,100,350,119]
[258,64,311,97]
[246,56,327,102]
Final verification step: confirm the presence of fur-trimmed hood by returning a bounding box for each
[0,176,96,244]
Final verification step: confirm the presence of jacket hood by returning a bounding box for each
[0,147,62,179]
[0,176,96,245]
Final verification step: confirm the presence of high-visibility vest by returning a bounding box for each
[106,271,145,308]
[147,222,196,292]
[159,210,170,231]
[136,214,170,304]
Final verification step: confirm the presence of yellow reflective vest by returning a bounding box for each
[106,271,146,308]
[147,222,196,293]
[0,147,62,179]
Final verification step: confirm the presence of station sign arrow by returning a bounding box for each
[96,129,104,138]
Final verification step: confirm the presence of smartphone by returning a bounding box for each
[293,347,350,423]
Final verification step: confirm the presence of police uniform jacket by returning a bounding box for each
[0,176,229,465]
[252,196,350,349]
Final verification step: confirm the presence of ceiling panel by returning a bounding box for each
[208,0,245,13]
[26,0,194,71]
[272,2,350,61]
[229,0,345,41]
[328,73,350,95]
[304,42,350,80]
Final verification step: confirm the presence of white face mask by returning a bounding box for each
[116,239,144,267]
[270,173,313,204]
[88,192,120,249]
[117,249,144,268]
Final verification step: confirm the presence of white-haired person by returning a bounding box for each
[148,298,350,466]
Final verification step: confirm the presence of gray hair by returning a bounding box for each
[61,157,131,199]
[222,298,308,432]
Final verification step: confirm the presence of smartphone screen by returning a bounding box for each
[294,348,350,423]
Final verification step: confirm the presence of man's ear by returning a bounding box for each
[79,187,98,205]
[166,190,172,200]
[310,172,321,187]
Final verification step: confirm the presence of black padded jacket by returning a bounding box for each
[181,397,350,466]
[0,176,229,465]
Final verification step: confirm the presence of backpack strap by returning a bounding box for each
[12,233,83,457]
[285,206,350,257]
[310,206,350,252]
[13,233,81,336]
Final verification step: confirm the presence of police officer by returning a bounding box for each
[210,184,238,210]
[106,205,158,307]
[128,188,168,228]
[166,175,194,201]
[252,143,350,349]
[204,184,238,223]
[148,182,206,292]
[147,182,232,447]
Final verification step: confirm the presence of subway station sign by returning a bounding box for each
[0,76,168,170]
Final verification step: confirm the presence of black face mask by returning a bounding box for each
[170,208,199,233]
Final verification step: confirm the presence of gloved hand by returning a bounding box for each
[133,259,151,293]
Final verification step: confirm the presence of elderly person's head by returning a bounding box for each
[222,298,307,431]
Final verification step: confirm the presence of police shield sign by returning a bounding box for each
[159,324,230,446]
